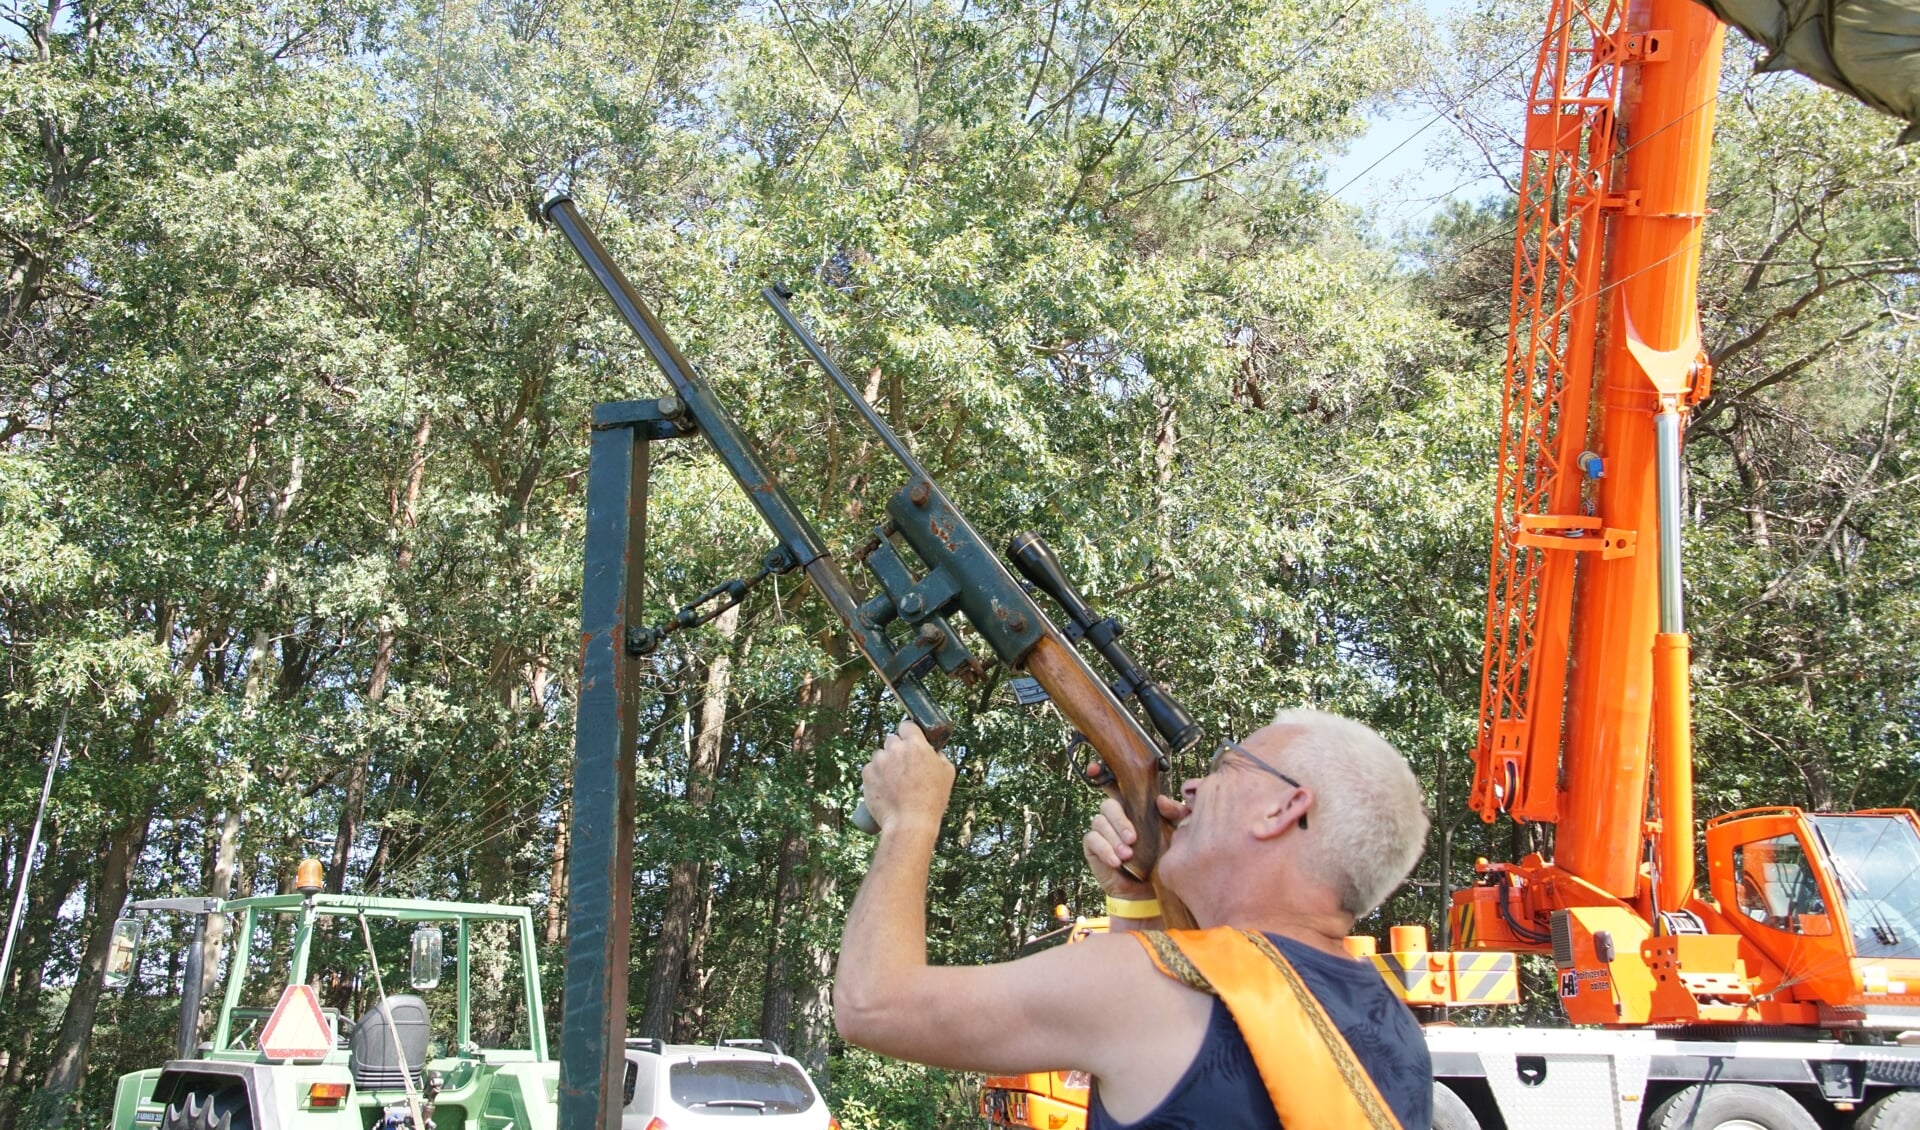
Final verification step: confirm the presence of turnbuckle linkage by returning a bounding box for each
[625,547,799,656]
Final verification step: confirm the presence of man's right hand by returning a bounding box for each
[1082,792,1190,900]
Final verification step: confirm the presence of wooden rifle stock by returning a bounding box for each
[1024,635,1195,929]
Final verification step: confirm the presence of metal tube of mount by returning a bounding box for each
[0,707,65,1010]
[761,287,931,482]
[759,287,1038,621]
[1656,405,1686,634]
[177,912,208,1059]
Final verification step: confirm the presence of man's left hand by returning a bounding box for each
[861,719,956,834]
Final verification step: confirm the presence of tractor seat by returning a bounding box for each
[348,995,431,1091]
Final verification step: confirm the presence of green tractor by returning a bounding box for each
[105,870,558,1130]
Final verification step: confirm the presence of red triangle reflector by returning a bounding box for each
[260,984,335,1062]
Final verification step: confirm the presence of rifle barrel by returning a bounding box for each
[761,287,930,481]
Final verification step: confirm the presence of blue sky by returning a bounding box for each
[1322,0,1506,235]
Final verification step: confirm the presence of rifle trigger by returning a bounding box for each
[1075,736,1121,790]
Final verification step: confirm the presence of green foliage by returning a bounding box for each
[827,1048,976,1130]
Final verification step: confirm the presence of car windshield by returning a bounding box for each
[1809,815,1920,960]
[668,1058,816,1115]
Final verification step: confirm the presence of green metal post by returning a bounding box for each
[214,908,255,1051]
[288,900,316,987]
[560,399,670,1130]
[458,918,472,1049]
[521,911,548,1059]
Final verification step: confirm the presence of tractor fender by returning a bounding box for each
[152,1061,283,1130]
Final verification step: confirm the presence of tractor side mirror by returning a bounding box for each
[104,916,145,989]
[410,925,444,990]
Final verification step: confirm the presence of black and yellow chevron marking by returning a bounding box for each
[1454,903,1477,949]
[1372,952,1432,992]
[1450,952,1519,1004]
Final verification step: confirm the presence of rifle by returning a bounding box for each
[545,196,1204,928]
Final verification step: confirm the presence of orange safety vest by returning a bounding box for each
[1131,928,1405,1130]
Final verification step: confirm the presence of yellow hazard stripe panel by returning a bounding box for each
[1372,953,1430,990]
[1451,952,1519,1004]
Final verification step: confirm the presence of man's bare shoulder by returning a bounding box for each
[1040,931,1216,1122]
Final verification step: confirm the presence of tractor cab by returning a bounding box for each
[1706,807,1920,1027]
[106,871,558,1130]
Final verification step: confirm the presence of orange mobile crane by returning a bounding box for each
[1408,0,1920,1116]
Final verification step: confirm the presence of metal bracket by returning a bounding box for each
[131,897,223,914]
[1518,515,1636,559]
[858,525,987,686]
[592,397,700,441]
[1624,30,1673,62]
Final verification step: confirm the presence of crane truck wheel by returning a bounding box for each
[1857,1090,1920,1129]
[1432,1082,1481,1130]
[1648,1084,1818,1130]
[160,1088,253,1130]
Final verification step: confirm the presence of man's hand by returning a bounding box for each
[861,719,956,834]
[1082,791,1189,899]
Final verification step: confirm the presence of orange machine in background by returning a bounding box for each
[1448,0,1920,1040]
[979,912,1102,1130]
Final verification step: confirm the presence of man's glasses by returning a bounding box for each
[1210,739,1309,830]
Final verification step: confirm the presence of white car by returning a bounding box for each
[621,1038,841,1130]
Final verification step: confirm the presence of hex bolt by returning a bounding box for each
[657,395,688,421]
[908,481,932,507]
[899,592,926,618]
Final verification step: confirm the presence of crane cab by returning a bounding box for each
[1706,807,1920,1027]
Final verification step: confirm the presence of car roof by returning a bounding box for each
[624,1042,804,1066]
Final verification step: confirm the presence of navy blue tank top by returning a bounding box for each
[1088,934,1431,1130]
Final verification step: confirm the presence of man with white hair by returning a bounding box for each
[834,708,1433,1129]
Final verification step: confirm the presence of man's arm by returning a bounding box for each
[833,722,1209,1099]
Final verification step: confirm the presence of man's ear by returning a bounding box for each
[1249,787,1311,842]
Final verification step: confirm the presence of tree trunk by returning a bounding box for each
[0,834,80,1115]
[1728,414,1773,549]
[34,810,151,1127]
[197,809,242,1036]
[331,414,431,893]
[670,869,714,1044]
[545,801,569,945]
[792,804,842,1079]
[774,636,860,1075]
[637,605,740,1038]
[758,831,808,1048]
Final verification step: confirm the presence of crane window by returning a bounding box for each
[1732,835,1830,935]
[1809,815,1920,960]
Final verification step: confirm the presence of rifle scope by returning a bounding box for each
[1007,533,1204,757]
